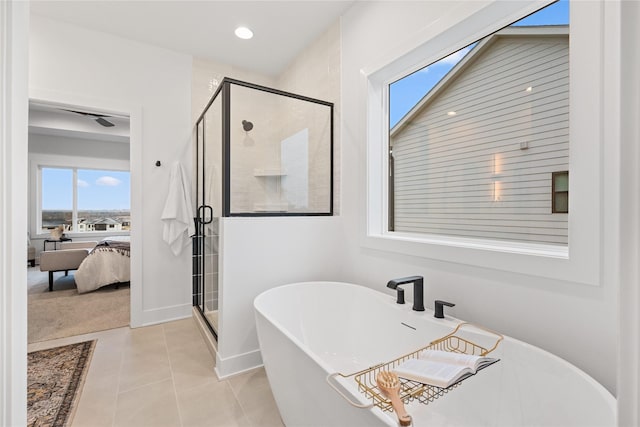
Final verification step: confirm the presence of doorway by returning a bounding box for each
[27,101,133,342]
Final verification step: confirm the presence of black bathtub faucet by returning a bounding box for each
[387,276,425,311]
[434,300,455,319]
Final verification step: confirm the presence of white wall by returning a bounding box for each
[29,15,194,326]
[340,0,618,393]
[216,216,345,377]
[618,0,640,423]
[29,133,130,160]
[1,1,29,424]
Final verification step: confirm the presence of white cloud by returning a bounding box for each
[96,176,122,186]
[439,46,472,65]
[416,46,472,74]
[77,179,89,187]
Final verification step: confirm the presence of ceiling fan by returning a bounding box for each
[64,109,115,127]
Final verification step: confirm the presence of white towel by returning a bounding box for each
[161,161,195,256]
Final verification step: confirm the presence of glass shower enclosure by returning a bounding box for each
[193,78,334,339]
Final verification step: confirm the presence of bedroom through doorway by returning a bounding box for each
[27,101,133,343]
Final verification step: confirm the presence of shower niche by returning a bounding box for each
[193,78,334,339]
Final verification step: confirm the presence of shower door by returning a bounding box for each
[194,92,222,339]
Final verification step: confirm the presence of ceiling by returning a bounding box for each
[29,0,355,76]
[29,103,131,143]
[29,1,354,139]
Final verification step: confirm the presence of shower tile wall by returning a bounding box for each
[204,218,219,318]
[191,58,275,128]
[276,20,341,214]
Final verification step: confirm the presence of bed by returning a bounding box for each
[75,237,130,293]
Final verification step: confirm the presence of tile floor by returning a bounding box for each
[28,318,285,427]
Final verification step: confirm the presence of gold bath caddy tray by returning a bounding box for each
[327,322,503,413]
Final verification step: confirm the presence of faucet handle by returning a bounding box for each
[434,300,455,319]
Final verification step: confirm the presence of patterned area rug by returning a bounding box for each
[27,340,96,427]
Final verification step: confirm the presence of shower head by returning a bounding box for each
[242,120,254,132]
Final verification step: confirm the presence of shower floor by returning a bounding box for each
[205,310,218,332]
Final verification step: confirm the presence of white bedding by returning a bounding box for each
[75,240,130,293]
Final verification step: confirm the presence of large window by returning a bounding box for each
[388,1,569,246]
[366,0,605,285]
[40,166,131,233]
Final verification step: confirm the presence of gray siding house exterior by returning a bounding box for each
[390,26,569,245]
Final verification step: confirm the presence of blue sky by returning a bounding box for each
[389,0,569,127]
[42,168,130,211]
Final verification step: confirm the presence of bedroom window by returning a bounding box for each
[40,167,131,233]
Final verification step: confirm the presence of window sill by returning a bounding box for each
[380,231,568,259]
[362,230,598,286]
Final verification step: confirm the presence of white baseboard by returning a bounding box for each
[215,349,263,379]
[138,303,192,327]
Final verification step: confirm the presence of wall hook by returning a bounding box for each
[155,160,161,167]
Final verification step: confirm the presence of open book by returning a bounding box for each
[393,349,499,388]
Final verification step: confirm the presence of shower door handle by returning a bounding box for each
[197,205,213,224]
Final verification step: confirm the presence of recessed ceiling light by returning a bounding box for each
[235,27,253,40]
[525,86,533,92]
[447,111,457,116]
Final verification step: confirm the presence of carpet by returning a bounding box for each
[28,274,130,343]
[27,340,96,427]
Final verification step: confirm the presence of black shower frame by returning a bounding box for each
[193,77,335,338]
[196,77,334,217]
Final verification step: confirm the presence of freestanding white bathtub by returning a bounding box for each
[254,282,615,427]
